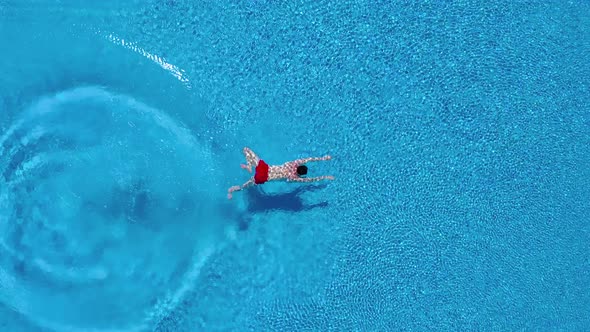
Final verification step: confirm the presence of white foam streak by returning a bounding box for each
[98,30,192,90]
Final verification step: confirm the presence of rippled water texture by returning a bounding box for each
[0,5,232,331]
[2,1,590,331]
[0,86,222,331]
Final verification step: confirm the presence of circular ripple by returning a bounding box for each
[0,86,222,331]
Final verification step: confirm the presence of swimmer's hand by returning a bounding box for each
[315,155,331,161]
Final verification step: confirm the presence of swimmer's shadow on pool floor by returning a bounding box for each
[247,184,329,213]
[238,184,329,230]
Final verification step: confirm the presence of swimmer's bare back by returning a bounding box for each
[227,147,334,199]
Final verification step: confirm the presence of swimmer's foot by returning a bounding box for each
[240,164,252,173]
[227,185,241,199]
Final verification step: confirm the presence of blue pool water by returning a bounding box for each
[1,1,589,331]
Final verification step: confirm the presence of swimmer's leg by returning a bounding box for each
[227,185,241,199]
[241,147,260,173]
[228,178,255,199]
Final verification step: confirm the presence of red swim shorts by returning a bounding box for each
[254,160,269,184]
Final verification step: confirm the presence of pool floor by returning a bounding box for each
[1,1,589,331]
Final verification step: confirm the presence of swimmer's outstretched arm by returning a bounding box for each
[290,175,335,182]
[292,155,332,164]
[227,178,255,199]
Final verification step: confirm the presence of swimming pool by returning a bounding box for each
[1,1,589,331]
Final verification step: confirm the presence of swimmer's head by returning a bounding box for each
[296,165,308,176]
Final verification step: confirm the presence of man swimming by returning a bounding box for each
[227,147,334,199]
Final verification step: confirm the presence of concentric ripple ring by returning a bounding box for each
[0,86,221,331]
